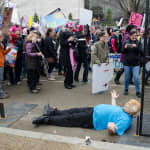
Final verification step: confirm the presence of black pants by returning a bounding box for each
[74,59,89,82]
[64,58,73,86]
[48,63,55,74]
[46,107,94,128]
[15,57,22,83]
[27,69,39,90]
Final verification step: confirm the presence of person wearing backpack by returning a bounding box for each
[108,29,120,54]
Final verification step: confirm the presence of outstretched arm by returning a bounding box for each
[111,90,119,106]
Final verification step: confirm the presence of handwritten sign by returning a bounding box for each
[129,12,143,27]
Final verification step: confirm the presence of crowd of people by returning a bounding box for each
[0,22,150,99]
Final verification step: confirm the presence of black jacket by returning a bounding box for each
[15,37,24,59]
[43,36,57,58]
[122,39,143,66]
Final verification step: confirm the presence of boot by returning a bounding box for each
[32,115,48,125]
[43,104,57,116]
[114,69,124,85]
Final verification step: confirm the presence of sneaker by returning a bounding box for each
[36,87,41,91]
[31,89,39,94]
[48,76,56,81]
[0,93,9,99]
[16,81,21,85]
[136,92,141,98]
[83,80,89,84]
[124,90,128,95]
[7,82,12,86]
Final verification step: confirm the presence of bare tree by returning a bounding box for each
[117,0,146,17]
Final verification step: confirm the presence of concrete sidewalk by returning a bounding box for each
[0,127,149,150]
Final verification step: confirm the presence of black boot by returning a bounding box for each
[114,69,124,85]
[32,115,48,126]
[43,104,57,116]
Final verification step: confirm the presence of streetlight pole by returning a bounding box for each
[139,0,150,136]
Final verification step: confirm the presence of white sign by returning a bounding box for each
[92,64,114,94]
[11,8,20,25]
[80,8,93,26]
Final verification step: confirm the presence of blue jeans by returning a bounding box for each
[0,67,4,96]
[124,66,140,93]
[74,60,89,82]
[145,70,150,83]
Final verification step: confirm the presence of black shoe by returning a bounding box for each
[32,116,48,125]
[43,104,57,116]
[124,90,128,95]
[70,84,76,88]
[114,79,120,85]
[64,85,72,89]
[136,92,141,98]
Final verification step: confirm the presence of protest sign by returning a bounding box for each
[80,8,93,26]
[92,64,114,94]
[39,17,47,37]
[22,16,29,27]
[129,12,143,27]
[1,7,13,34]
[44,9,66,28]
[5,44,18,68]
[70,48,76,72]
[11,8,20,25]
[29,16,32,28]
[109,54,123,70]
[0,15,3,29]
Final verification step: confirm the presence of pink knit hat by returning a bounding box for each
[66,22,73,28]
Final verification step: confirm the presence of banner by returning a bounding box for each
[0,15,3,29]
[92,64,114,94]
[109,54,123,70]
[5,44,18,68]
[129,12,143,27]
[44,9,66,28]
[80,8,93,26]
[1,7,13,33]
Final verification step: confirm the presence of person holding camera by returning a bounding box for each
[122,29,143,97]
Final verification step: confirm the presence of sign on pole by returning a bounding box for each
[44,8,66,28]
[80,8,93,26]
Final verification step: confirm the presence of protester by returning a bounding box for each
[32,90,140,136]
[0,30,12,99]
[122,29,143,97]
[25,33,43,93]
[74,25,89,83]
[43,28,57,81]
[15,30,24,85]
[91,31,109,66]
[60,23,76,89]
[114,25,135,85]
[108,28,120,54]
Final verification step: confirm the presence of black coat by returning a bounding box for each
[43,36,57,59]
[122,39,143,66]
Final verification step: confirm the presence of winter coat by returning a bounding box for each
[122,39,143,66]
[92,41,109,65]
[25,42,40,70]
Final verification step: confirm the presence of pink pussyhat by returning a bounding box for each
[66,22,73,28]
[76,25,84,31]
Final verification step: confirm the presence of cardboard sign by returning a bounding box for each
[92,64,114,94]
[80,8,93,26]
[44,9,66,28]
[1,7,13,34]
[129,12,143,27]
[109,54,123,70]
